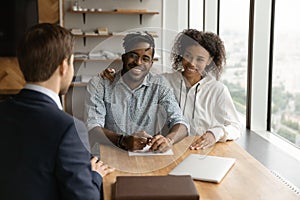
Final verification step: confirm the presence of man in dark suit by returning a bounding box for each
[0,23,114,200]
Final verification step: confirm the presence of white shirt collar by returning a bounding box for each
[24,84,63,110]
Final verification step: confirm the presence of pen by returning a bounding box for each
[146,137,152,144]
[147,132,160,144]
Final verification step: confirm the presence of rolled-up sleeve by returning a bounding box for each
[208,86,242,142]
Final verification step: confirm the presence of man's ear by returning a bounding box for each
[121,53,126,62]
[59,58,68,76]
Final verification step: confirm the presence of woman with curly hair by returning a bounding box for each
[164,29,242,150]
[101,29,242,150]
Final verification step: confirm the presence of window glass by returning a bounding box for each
[271,0,300,148]
[219,0,250,125]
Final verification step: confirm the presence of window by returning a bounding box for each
[271,0,300,148]
[219,0,250,125]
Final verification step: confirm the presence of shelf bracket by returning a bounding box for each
[139,14,143,25]
[83,37,86,46]
[82,13,86,24]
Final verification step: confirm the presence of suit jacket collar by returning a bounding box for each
[15,89,60,109]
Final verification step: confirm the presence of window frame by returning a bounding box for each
[188,0,300,158]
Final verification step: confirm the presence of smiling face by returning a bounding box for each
[182,44,213,83]
[121,42,154,89]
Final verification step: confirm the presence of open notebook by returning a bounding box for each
[169,154,236,183]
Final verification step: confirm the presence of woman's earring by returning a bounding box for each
[178,61,184,71]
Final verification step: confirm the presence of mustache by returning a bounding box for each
[128,63,146,70]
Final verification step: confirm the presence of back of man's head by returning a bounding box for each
[17,23,75,82]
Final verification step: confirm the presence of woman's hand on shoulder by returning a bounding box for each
[99,68,116,82]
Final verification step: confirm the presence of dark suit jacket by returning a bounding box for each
[0,89,103,200]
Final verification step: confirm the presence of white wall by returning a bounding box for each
[162,0,188,72]
[189,0,204,31]
[204,0,218,33]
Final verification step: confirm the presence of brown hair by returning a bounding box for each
[171,29,226,80]
[17,23,75,82]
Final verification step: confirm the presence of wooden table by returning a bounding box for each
[100,136,299,200]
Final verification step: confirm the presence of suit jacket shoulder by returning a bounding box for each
[0,89,103,200]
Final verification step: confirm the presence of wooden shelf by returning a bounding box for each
[68,10,159,15]
[73,34,113,38]
[74,58,158,63]
[74,33,158,38]
[73,34,115,45]
[68,9,159,24]
[70,82,88,87]
[73,32,158,46]
[74,58,121,63]
[73,34,121,45]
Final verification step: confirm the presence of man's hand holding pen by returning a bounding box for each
[133,131,173,153]
[117,131,173,153]
[117,131,151,151]
[118,135,148,151]
[148,134,173,153]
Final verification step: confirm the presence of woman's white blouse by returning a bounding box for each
[163,71,242,142]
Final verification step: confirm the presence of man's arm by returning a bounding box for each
[56,121,103,200]
[89,126,149,151]
[165,123,188,144]
[84,76,119,148]
[149,77,189,152]
[149,123,187,152]
[159,78,189,140]
[88,126,120,147]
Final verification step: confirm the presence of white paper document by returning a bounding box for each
[128,145,174,156]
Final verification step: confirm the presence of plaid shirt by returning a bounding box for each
[85,72,188,136]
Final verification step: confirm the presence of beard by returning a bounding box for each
[122,64,149,82]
